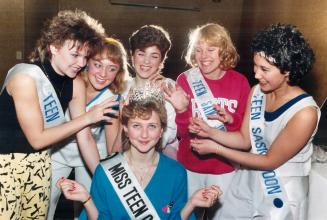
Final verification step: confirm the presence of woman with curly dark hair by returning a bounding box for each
[188,24,320,219]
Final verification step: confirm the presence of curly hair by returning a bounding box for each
[185,23,239,70]
[251,24,315,86]
[29,10,105,62]
[121,99,167,152]
[129,24,171,62]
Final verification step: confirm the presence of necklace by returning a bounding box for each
[40,62,66,98]
[126,152,158,188]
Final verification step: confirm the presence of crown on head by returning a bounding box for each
[129,82,165,104]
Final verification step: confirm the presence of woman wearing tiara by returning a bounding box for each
[47,37,129,220]
[57,84,221,220]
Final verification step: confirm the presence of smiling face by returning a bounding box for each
[253,53,289,93]
[124,111,163,154]
[50,40,89,78]
[194,40,224,79]
[132,45,163,80]
[87,52,120,92]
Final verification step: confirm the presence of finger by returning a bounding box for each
[56,177,66,188]
[213,104,222,111]
[209,185,221,192]
[103,109,120,119]
[162,84,172,97]
[100,97,116,106]
[207,114,220,120]
[149,73,164,83]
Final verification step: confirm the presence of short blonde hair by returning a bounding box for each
[185,23,239,70]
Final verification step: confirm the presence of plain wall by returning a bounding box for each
[239,0,327,105]
[0,0,326,104]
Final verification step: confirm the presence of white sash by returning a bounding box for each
[101,153,160,220]
[249,85,293,219]
[86,88,113,111]
[185,67,225,131]
[1,63,65,128]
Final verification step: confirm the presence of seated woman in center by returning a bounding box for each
[57,83,221,220]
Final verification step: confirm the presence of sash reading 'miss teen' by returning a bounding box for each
[249,85,293,219]
[101,154,160,220]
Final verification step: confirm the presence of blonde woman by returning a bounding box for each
[165,23,250,219]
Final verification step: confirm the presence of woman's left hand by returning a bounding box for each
[190,138,222,155]
[207,104,234,125]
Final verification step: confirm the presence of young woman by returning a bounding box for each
[0,10,118,219]
[127,24,179,159]
[164,23,250,219]
[57,84,222,219]
[47,37,129,220]
[189,24,320,220]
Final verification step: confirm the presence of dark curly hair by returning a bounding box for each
[251,24,315,86]
[129,24,171,63]
[29,10,105,62]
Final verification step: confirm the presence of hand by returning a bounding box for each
[188,117,212,138]
[189,185,222,208]
[56,177,90,203]
[190,138,222,155]
[86,97,120,124]
[149,73,166,87]
[207,104,234,124]
[162,83,190,113]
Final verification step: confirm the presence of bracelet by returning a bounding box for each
[82,195,92,205]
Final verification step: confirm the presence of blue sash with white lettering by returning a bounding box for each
[101,153,160,220]
[250,85,293,219]
[1,63,65,128]
[184,67,225,131]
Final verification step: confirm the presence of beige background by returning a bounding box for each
[0,0,326,105]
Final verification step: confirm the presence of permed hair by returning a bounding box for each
[251,24,315,86]
[121,96,167,152]
[87,37,129,94]
[185,23,239,70]
[129,24,171,62]
[29,10,105,62]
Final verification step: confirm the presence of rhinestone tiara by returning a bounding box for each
[129,82,165,104]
